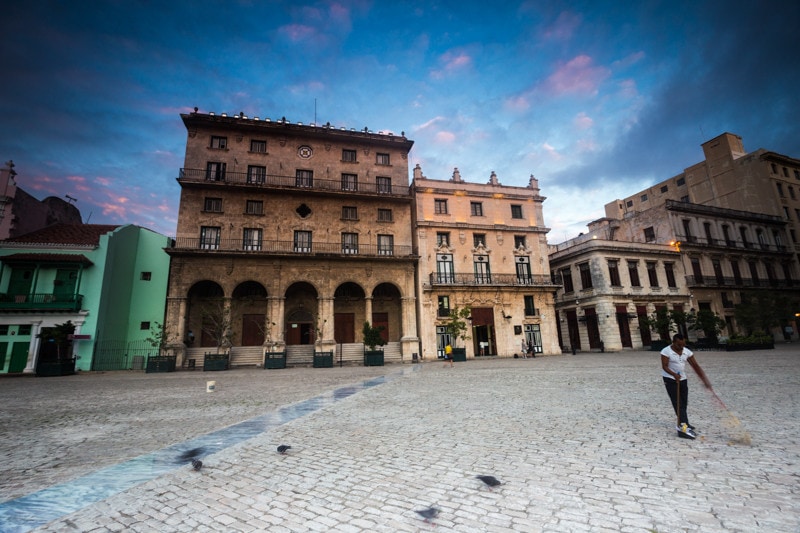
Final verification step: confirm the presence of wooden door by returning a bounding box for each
[241,314,264,346]
[372,312,389,343]
[334,313,355,343]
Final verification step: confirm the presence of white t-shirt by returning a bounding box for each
[660,344,693,381]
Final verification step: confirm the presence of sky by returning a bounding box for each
[2,0,799,243]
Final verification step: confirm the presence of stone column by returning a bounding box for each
[318,296,336,352]
[400,295,419,360]
[24,320,43,374]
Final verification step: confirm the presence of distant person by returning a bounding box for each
[660,333,712,439]
[443,344,454,367]
[521,339,528,359]
[187,330,195,346]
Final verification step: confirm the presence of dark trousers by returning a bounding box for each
[663,377,689,426]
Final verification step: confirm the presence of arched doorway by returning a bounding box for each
[232,281,268,346]
[186,281,225,348]
[371,283,402,343]
[284,282,318,345]
[334,282,366,344]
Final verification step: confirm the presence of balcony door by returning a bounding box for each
[54,269,78,300]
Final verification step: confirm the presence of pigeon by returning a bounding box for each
[476,475,502,489]
[177,447,205,464]
[277,445,292,455]
[191,459,203,471]
[415,506,440,523]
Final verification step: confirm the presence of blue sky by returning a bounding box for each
[2,1,799,242]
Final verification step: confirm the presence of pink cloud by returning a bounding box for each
[278,23,318,42]
[541,11,582,42]
[435,131,456,143]
[543,55,610,96]
[505,95,531,111]
[430,50,473,80]
[574,112,593,130]
[95,177,112,187]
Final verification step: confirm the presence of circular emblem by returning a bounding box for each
[298,145,313,159]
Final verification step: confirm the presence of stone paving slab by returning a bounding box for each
[2,347,799,532]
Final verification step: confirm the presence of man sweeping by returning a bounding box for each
[660,333,712,439]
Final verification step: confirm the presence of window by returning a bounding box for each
[203,197,222,212]
[436,253,454,283]
[660,185,668,193]
[664,262,676,287]
[342,149,357,162]
[210,136,227,149]
[790,187,796,200]
[731,260,742,285]
[757,229,768,250]
[795,169,800,180]
[473,233,486,247]
[578,262,592,289]
[377,234,394,255]
[18,324,31,335]
[682,220,694,242]
[514,235,526,249]
[341,232,359,254]
[376,153,390,165]
[740,227,751,248]
[376,176,392,193]
[524,295,536,316]
[140,321,150,330]
[294,230,312,252]
[0,325,8,335]
[474,255,491,283]
[680,195,690,202]
[640,194,648,201]
[771,163,778,174]
[377,208,392,222]
[516,256,532,284]
[773,230,784,250]
[243,228,262,251]
[511,205,523,219]
[608,260,621,286]
[792,229,798,244]
[712,259,724,284]
[691,258,704,284]
[247,165,266,184]
[250,139,266,153]
[434,199,448,214]
[436,232,450,246]
[643,227,655,242]
[438,295,451,317]
[628,261,641,287]
[246,200,263,215]
[561,268,574,293]
[200,226,221,250]
[470,202,483,216]
[676,177,686,186]
[342,206,358,220]
[626,200,633,208]
[296,169,313,187]
[748,260,759,284]
[722,225,734,246]
[206,162,226,181]
[341,173,358,191]
[784,167,790,178]
[704,222,714,244]
[646,262,659,287]
[777,183,785,197]
[140,272,152,281]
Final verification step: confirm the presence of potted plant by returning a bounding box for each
[145,321,177,373]
[443,305,471,361]
[262,321,286,369]
[36,320,76,376]
[199,299,233,371]
[313,317,333,368]
[362,321,386,366]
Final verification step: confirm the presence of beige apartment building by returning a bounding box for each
[412,167,560,359]
[549,236,689,352]
[165,111,419,366]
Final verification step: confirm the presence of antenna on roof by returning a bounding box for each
[65,194,77,204]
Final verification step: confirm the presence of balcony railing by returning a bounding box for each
[426,273,557,287]
[0,293,84,311]
[675,234,788,253]
[685,276,793,288]
[178,168,412,197]
[171,237,413,258]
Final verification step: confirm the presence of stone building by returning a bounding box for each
[166,111,419,367]
[549,234,689,352]
[412,166,560,359]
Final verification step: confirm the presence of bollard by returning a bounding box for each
[206,380,216,393]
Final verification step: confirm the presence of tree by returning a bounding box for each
[199,298,234,353]
[146,321,170,356]
[37,320,75,360]
[643,308,675,341]
[688,309,726,342]
[443,305,472,347]
[735,291,798,336]
[362,321,386,351]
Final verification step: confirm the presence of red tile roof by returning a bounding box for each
[1,253,94,265]
[3,224,120,246]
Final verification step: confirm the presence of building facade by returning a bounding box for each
[166,111,419,367]
[0,224,171,373]
[412,167,560,359]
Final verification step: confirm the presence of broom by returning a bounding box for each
[707,386,752,446]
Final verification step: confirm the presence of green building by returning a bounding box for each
[0,224,171,374]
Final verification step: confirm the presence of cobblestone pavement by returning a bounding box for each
[1,347,799,532]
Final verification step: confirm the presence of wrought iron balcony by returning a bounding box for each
[178,168,411,197]
[675,234,789,253]
[685,276,793,288]
[426,272,557,288]
[170,237,414,258]
[0,293,84,311]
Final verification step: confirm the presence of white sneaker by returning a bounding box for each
[677,423,696,439]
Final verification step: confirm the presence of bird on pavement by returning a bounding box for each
[415,506,440,523]
[177,447,205,464]
[476,475,502,489]
[277,445,291,455]
[191,459,203,471]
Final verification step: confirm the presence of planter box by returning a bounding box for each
[36,358,76,377]
[263,351,287,369]
[313,351,334,368]
[725,342,775,352]
[364,350,384,366]
[649,340,670,352]
[145,355,176,373]
[203,353,229,371]
[451,348,467,362]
